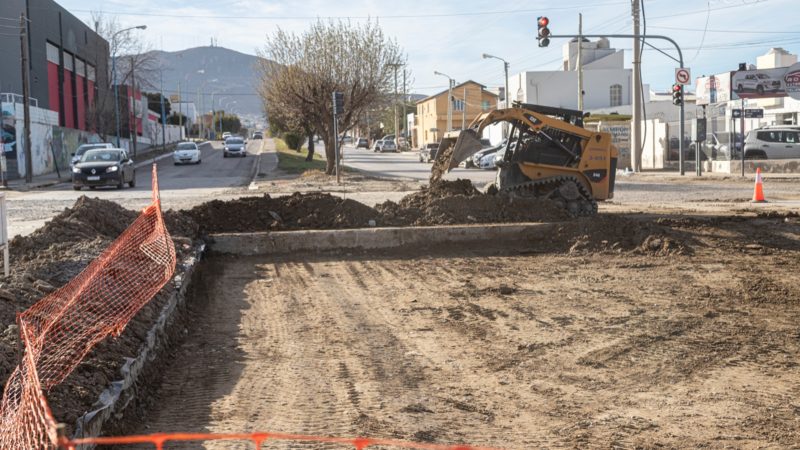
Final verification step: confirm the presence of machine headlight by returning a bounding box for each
[106,166,119,173]
[224,147,229,151]
[72,167,81,174]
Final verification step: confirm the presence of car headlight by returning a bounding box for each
[106,166,119,173]
[224,147,229,151]
[72,167,81,174]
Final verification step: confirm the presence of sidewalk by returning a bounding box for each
[0,142,201,191]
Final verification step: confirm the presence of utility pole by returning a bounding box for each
[178,81,183,139]
[402,69,407,144]
[392,64,399,140]
[130,60,138,157]
[447,79,453,132]
[160,71,166,151]
[20,13,32,183]
[462,85,467,130]
[631,0,642,172]
[577,13,584,111]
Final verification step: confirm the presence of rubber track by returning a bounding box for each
[502,175,598,217]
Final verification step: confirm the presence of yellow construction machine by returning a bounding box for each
[433,102,618,216]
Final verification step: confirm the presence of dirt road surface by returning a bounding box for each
[123,215,800,449]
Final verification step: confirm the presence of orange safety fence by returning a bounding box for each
[59,431,501,450]
[0,164,177,449]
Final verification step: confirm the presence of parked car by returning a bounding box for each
[743,126,800,159]
[173,141,202,165]
[478,148,502,170]
[470,143,504,168]
[355,138,369,149]
[72,148,135,190]
[373,139,384,152]
[223,137,247,157]
[342,135,353,144]
[379,140,397,152]
[419,142,440,162]
[252,131,263,140]
[71,143,113,166]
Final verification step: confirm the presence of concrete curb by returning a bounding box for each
[248,140,266,190]
[209,222,559,256]
[72,242,205,447]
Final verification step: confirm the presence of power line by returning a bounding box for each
[647,0,769,20]
[649,25,800,35]
[62,2,630,21]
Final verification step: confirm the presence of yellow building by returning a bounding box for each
[414,80,499,148]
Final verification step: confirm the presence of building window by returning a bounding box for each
[453,98,465,111]
[609,84,622,107]
[482,100,490,111]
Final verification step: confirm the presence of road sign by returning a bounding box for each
[732,109,742,118]
[675,67,691,85]
[745,108,764,118]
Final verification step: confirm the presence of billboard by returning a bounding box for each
[695,72,732,105]
[731,67,789,100]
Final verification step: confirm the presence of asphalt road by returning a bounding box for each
[341,144,497,186]
[6,140,259,237]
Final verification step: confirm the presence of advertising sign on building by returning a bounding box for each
[695,72,732,105]
[784,62,800,100]
[731,67,788,100]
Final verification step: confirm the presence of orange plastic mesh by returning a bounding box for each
[59,430,501,450]
[0,164,176,449]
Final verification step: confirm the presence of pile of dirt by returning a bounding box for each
[187,192,381,234]
[377,180,569,226]
[0,196,199,433]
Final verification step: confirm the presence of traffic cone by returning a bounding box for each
[752,167,766,203]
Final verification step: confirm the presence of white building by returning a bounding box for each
[509,38,632,111]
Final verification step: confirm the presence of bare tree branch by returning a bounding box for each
[257,20,406,174]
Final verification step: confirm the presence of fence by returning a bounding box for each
[0,164,176,449]
[60,431,499,450]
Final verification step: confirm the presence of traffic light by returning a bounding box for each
[333,91,344,114]
[537,16,550,47]
[672,84,683,106]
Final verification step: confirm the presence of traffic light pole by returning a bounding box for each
[548,33,685,175]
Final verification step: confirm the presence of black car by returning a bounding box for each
[72,149,136,190]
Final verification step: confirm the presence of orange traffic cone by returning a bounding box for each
[752,167,766,203]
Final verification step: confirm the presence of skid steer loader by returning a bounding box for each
[432,102,618,216]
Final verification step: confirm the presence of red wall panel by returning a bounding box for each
[63,71,74,128]
[76,76,85,130]
[47,62,59,113]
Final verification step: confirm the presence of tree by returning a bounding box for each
[144,92,171,122]
[258,20,405,174]
[88,12,161,147]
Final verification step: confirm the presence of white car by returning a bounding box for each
[743,126,800,159]
[173,142,201,165]
[478,149,502,170]
[735,73,781,95]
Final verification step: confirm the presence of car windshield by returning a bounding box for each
[76,144,107,156]
[80,149,123,162]
[227,138,244,144]
[427,143,439,149]
[176,143,197,150]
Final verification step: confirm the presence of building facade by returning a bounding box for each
[414,80,498,148]
[0,0,110,131]
[509,38,632,111]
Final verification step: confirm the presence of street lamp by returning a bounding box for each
[433,70,454,133]
[482,53,510,138]
[112,25,147,148]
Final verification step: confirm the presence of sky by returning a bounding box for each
[56,0,800,96]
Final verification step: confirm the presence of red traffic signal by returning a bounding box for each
[537,16,551,47]
[672,83,683,105]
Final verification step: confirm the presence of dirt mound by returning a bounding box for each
[0,196,199,432]
[187,192,381,234]
[377,179,569,226]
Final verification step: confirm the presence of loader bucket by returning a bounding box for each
[442,129,484,171]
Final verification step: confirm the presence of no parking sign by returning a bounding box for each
[675,67,691,85]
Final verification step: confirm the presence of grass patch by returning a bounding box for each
[275,138,327,174]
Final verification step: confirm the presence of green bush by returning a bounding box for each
[283,132,304,150]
